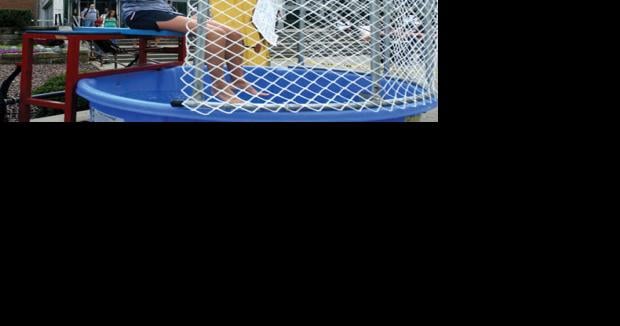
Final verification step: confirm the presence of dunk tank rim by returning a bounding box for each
[76,66,437,122]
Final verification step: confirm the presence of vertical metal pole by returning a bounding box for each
[369,0,382,99]
[422,0,435,88]
[382,0,392,74]
[64,37,80,122]
[193,0,209,103]
[77,0,82,26]
[19,35,34,122]
[67,0,73,26]
[297,0,306,65]
[117,1,121,25]
[138,38,148,64]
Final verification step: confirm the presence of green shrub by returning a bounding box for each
[32,74,89,118]
[0,10,33,29]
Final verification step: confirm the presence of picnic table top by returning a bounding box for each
[24,27,184,38]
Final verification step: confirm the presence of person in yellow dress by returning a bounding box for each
[122,0,269,103]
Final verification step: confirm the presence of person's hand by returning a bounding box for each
[253,43,262,53]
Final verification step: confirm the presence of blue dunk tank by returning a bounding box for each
[76,0,438,122]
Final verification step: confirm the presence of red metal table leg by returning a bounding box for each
[18,36,33,122]
[179,37,187,62]
[139,38,148,65]
[64,37,80,122]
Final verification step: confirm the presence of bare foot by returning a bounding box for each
[211,83,244,104]
[219,94,244,105]
[232,80,270,97]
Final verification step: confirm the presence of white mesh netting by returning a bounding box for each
[180,0,438,115]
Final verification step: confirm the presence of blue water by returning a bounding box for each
[118,67,425,108]
[77,66,437,121]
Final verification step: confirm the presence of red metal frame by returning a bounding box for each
[19,32,186,122]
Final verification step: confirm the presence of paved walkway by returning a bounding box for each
[421,107,438,122]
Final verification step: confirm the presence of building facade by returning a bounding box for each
[0,0,38,11]
[0,0,39,27]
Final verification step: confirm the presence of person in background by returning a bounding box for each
[81,3,99,27]
[103,8,119,45]
[94,8,108,27]
[102,9,119,28]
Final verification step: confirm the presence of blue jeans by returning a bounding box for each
[83,19,95,27]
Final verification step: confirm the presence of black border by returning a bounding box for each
[2,0,476,159]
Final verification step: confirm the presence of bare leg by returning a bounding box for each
[215,24,270,97]
[204,24,244,103]
[157,16,268,101]
[157,16,242,103]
